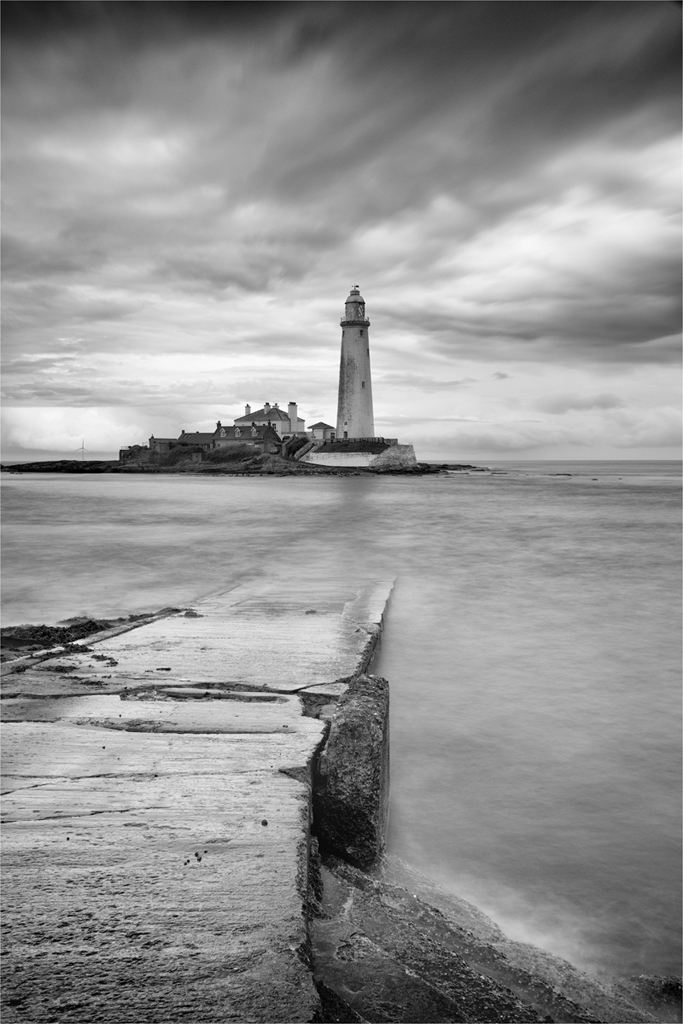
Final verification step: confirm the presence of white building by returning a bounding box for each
[336,285,375,439]
[309,421,335,442]
[234,401,306,438]
[300,286,417,470]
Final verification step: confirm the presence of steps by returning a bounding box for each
[293,440,320,460]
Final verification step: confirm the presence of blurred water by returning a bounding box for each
[1,463,680,979]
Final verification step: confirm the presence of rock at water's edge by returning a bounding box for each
[314,673,389,869]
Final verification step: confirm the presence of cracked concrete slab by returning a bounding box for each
[1,577,394,1023]
[2,702,326,1023]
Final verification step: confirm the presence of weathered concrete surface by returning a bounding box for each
[2,698,326,1023]
[314,674,389,869]
[1,578,394,1023]
[2,578,394,694]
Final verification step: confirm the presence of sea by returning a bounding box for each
[1,460,681,982]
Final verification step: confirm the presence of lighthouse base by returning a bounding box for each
[301,442,417,471]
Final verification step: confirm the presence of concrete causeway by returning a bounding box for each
[1,577,394,1023]
[4,576,670,1024]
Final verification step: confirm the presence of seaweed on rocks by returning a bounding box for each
[1,619,113,652]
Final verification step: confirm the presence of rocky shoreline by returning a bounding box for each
[0,456,481,477]
[312,852,682,1024]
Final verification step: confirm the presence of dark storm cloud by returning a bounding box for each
[0,1,291,38]
[1,0,680,417]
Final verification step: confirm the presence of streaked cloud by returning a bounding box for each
[377,373,477,393]
[539,394,626,415]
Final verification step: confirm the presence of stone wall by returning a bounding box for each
[302,451,378,468]
[301,444,417,470]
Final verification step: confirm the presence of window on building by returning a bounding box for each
[361,381,366,388]
[360,330,364,336]
[235,428,241,437]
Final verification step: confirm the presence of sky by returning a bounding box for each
[2,0,681,463]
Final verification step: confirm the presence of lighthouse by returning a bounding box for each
[336,285,375,439]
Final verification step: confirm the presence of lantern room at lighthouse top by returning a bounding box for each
[341,285,370,326]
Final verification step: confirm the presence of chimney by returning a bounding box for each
[288,402,298,435]
[264,402,271,413]
[245,404,251,416]
[273,402,279,409]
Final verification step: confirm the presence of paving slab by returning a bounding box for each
[2,700,326,1023]
[1,576,394,1023]
[9,577,394,694]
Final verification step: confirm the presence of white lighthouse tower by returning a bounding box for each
[336,285,374,439]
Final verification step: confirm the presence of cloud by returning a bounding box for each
[1,405,156,454]
[539,394,626,415]
[377,373,476,392]
[408,405,682,459]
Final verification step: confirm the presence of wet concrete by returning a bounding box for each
[311,857,667,1024]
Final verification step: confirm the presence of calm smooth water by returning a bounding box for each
[2,462,681,980]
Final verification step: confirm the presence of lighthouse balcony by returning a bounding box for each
[316,438,398,454]
[340,317,370,327]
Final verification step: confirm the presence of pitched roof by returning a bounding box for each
[310,422,334,429]
[234,406,292,423]
[214,424,281,440]
[178,432,215,444]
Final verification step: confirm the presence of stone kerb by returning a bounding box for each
[313,672,390,869]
